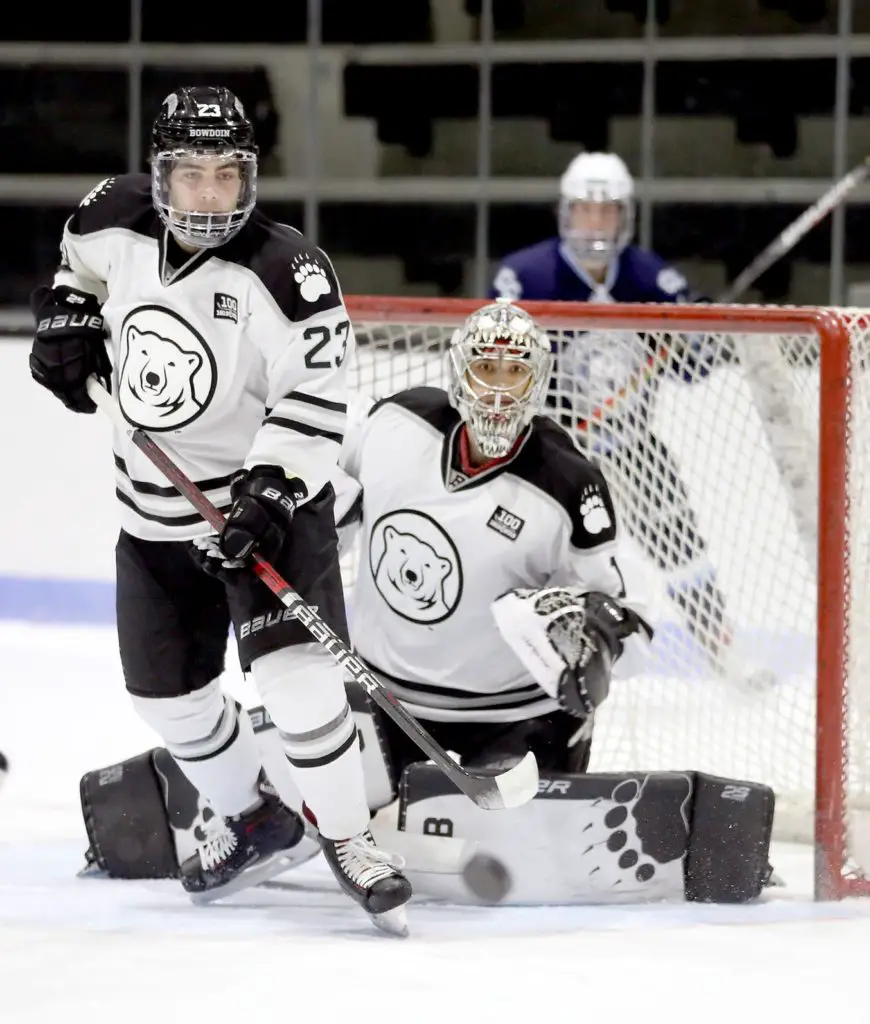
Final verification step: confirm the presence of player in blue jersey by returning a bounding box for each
[490,152,767,689]
[491,152,696,306]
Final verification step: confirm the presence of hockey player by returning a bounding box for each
[491,152,697,306]
[490,152,750,685]
[338,299,653,786]
[28,85,410,935]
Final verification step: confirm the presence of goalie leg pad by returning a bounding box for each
[684,772,775,903]
[78,686,400,882]
[398,764,774,905]
[80,749,182,879]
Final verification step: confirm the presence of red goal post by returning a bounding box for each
[343,297,867,901]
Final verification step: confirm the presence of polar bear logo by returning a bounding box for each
[369,511,462,623]
[122,326,202,411]
[118,307,217,431]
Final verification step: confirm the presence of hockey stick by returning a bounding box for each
[717,157,870,303]
[85,378,538,811]
[710,164,868,564]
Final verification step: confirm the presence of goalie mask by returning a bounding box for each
[151,86,258,249]
[447,300,552,459]
[558,152,635,267]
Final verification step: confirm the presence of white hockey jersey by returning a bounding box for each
[340,388,646,723]
[52,174,353,541]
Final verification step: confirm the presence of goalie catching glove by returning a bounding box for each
[492,587,653,718]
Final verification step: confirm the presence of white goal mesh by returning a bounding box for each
[343,298,870,899]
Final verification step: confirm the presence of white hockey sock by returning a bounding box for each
[251,643,370,840]
[130,680,262,818]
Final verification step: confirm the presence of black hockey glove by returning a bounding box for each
[189,467,307,581]
[230,464,308,556]
[29,285,112,414]
[188,533,247,583]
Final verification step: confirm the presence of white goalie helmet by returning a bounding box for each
[558,152,635,265]
[447,300,553,459]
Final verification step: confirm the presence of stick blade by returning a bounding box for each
[464,750,539,810]
[493,750,539,808]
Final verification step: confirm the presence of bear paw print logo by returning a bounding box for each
[596,779,659,885]
[579,486,611,535]
[292,256,332,303]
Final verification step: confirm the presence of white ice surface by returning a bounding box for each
[2,622,870,1024]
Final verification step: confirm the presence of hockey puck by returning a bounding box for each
[461,853,512,904]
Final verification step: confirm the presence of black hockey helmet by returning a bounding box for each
[151,85,258,155]
[151,86,258,248]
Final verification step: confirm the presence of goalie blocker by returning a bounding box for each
[79,692,774,905]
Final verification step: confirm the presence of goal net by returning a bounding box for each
[343,296,870,901]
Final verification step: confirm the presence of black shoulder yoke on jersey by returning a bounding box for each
[368,386,459,436]
[366,388,616,550]
[225,211,344,323]
[65,173,343,324]
[67,174,157,238]
[510,417,619,551]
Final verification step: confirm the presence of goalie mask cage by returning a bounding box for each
[342,297,870,902]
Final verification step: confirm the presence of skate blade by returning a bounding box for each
[187,841,317,906]
[368,904,409,938]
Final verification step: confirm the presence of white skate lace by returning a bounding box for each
[198,827,239,871]
[335,832,405,890]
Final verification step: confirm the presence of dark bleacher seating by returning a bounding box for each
[5,200,870,305]
[141,2,432,43]
[0,66,280,175]
[463,0,528,31]
[0,206,70,305]
[1,11,130,40]
[343,58,868,158]
[757,0,829,24]
[316,203,475,295]
[603,0,672,26]
[307,202,870,302]
[0,1,436,43]
[0,68,128,173]
[464,0,829,32]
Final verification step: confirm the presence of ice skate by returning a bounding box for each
[180,786,307,904]
[320,829,412,937]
